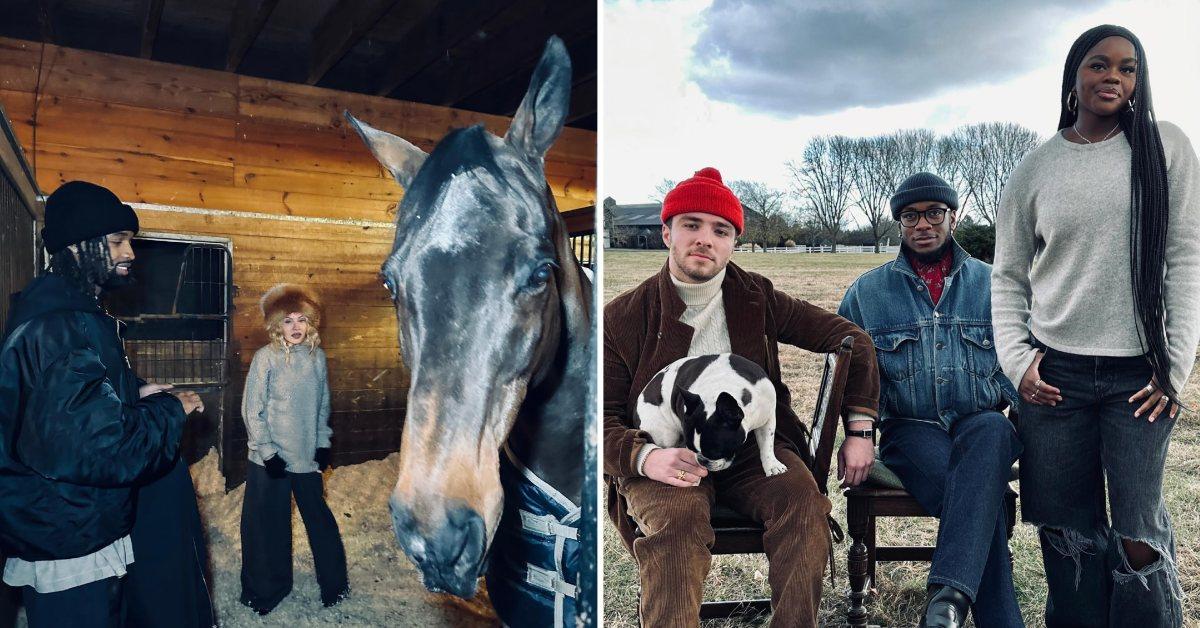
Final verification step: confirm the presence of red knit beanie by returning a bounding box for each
[661,167,743,233]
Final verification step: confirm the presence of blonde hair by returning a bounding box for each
[268,314,320,361]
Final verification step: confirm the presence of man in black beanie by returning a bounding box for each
[0,181,209,627]
[838,173,1024,628]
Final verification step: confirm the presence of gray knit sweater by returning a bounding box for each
[992,121,1200,393]
[241,344,332,474]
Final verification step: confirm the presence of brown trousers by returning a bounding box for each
[619,446,831,627]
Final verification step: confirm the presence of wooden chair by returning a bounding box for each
[842,412,1019,627]
[695,336,857,620]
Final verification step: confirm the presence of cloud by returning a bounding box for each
[689,0,1109,116]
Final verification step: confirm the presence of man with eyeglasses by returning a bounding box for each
[837,173,1024,628]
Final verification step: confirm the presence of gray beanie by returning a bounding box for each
[890,172,958,219]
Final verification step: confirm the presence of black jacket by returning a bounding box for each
[0,274,185,560]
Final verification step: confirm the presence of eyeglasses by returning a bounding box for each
[898,208,949,227]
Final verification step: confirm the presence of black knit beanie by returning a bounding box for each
[890,172,959,218]
[42,181,139,254]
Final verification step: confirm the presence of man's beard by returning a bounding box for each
[901,236,953,264]
[98,264,134,290]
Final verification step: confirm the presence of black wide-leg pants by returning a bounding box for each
[239,461,347,612]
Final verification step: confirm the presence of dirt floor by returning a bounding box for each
[9,452,500,627]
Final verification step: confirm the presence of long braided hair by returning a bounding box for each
[1058,25,1174,397]
[47,236,113,299]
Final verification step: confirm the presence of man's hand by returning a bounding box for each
[139,383,173,399]
[838,421,875,488]
[643,448,708,487]
[173,391,204,415]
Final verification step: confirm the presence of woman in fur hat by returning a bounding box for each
[239,283,348,615]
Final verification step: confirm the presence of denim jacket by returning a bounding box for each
[837,241,1018,429]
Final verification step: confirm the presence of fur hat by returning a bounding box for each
[260,283,321,332]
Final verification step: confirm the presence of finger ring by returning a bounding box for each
[1146,384,1155,392]
[1035,379,1043,389]
[676,469,686,481]
[1162,396,1170,404]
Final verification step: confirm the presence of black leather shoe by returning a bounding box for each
[921,584,970,628]
[322,585,351,608]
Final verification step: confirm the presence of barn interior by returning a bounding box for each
[0,1,596,624]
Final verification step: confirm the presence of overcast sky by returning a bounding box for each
[601,0,1200,212]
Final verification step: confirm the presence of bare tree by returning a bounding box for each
[849,136,897,253]
[788,135,856,252]
[972,122,1041,225]
[652,179,677,203]
[728,179,790,250]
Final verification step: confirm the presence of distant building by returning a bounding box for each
[605,202,665,249]
[604,200,764,249]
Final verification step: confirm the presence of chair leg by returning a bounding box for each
[846,496,871,628]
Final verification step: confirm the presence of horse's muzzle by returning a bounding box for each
[389,494,487,599]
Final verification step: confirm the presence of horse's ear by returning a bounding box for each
[505,36,571,161]
[345,111,428,189]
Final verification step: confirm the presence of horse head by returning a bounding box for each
[346,36,589,599]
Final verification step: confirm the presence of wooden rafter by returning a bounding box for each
[225,0,280,72]
[306,0,403,85]
[139,0,165,58]
[371,0,517,97]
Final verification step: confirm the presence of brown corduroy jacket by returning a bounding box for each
[604,261,880,548]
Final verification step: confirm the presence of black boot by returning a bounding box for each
[921,584,970,628]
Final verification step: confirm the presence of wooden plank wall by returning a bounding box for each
[0,37,596,482]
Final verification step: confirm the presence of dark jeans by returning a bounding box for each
[880,410,1024,628]
[1020,347,1181,628]
[239,462,348,613]
[22,576,121,628]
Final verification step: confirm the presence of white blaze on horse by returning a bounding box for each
[346,37,592,625]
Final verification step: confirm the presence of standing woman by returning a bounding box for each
[993,25,1200,627]
[239,284,349,615]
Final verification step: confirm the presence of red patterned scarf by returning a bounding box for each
[907,247,954,305]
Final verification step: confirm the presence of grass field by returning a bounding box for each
[601,249,1200,627]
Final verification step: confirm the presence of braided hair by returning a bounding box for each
[47,235,114,299]
[1058,25,1174,397]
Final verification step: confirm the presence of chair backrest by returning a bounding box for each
[808,335,856,493]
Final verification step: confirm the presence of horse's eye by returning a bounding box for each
[530,263,554,287]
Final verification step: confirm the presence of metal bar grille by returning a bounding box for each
[0,167,36,333]
[119,242,230,391]
[570,232,594,269]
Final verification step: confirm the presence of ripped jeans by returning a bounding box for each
[1019,346,1181,627]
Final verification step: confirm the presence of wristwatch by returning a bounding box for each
[846,428,876,443]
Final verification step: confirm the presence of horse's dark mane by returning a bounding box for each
[397,125,504,224]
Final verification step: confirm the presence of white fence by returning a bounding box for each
[737,245,900,254]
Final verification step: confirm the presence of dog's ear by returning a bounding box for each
[715,391,743,422]
[672,387,704,421]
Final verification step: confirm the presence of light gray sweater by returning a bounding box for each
[992,121,1200,393]
[242,344,332,474]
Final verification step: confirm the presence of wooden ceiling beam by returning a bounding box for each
[404,2,591,109]
[306,0,402,85]
[371,0,518,97]
[564,75,596,125]
[36,0,57,44]
[139,0,165,58]
[225,0,281,72]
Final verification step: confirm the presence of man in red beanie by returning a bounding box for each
[604,167,880,625]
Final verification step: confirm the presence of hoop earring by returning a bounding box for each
[1066,90,1078,113]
